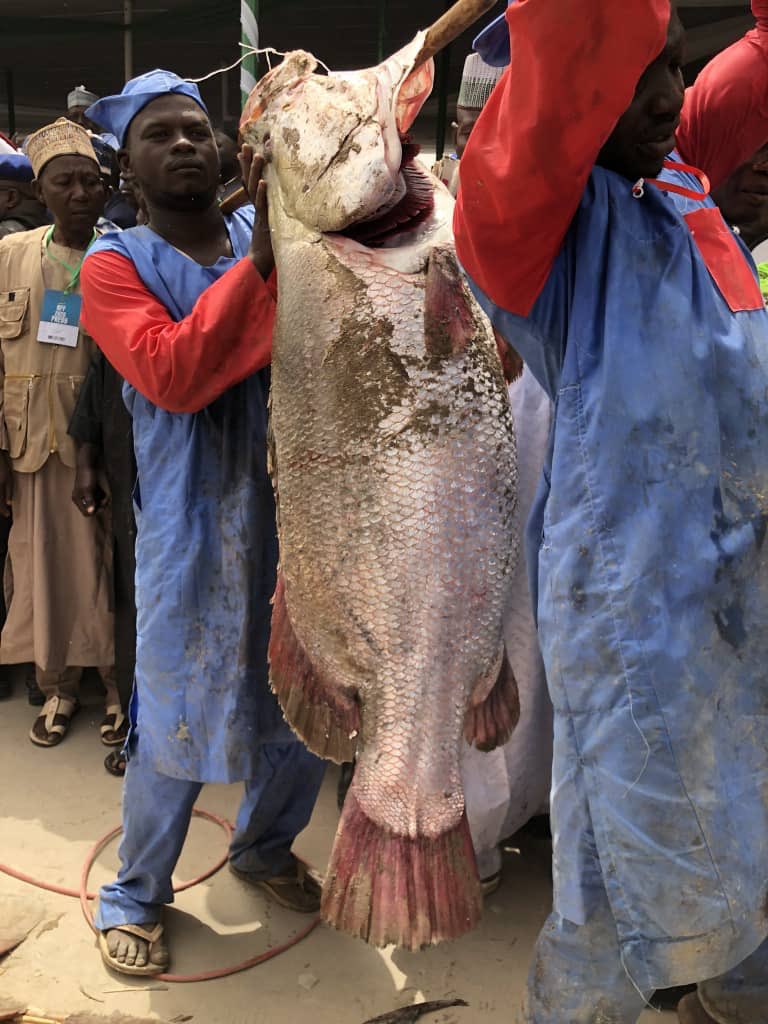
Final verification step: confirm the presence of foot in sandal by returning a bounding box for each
[229,855,322,913]
[29,695,79,747]
[99,921,169,976]
[104,749,126,777]
[100,704,128,747]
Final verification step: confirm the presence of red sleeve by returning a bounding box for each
[80,251,276,415]
[677,1,768,190]
[454,0,670,316]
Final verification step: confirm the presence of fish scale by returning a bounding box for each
[243,37,519,949]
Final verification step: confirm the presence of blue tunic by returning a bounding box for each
[471,160,768,989]
[89,210,293,783]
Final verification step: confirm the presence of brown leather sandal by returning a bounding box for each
[229,857,322,913]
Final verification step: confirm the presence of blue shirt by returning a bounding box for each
[89,210,294,783]
[470,159,768,990]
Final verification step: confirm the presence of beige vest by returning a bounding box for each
[0,225,98,474]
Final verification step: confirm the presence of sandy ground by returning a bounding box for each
[0,680,674,1024]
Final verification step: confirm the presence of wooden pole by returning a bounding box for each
[415,0,499,68]
[124,0,134,82]
[4,69,15,137]
[434,1,452,162]
[17,1014,66,1024]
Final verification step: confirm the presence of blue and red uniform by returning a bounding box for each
[81,208,324,932]
[456,1,768,1018]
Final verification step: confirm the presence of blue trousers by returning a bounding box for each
[95,739,325,929]
[526,892,768,1022]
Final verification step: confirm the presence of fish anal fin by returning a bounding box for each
[321,789,481,950]
[269,574,359,764]
[464,650,520,753]
[423,245,475,358]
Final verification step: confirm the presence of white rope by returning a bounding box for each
[185,45,332,86]
[186,46,286,85]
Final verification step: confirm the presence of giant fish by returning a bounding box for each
[240,31,519,950]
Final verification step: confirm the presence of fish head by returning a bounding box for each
[240,37,435,236]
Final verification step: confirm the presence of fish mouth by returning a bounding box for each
[340,140,435,248]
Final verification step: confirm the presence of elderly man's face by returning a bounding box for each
[36,155,105,237]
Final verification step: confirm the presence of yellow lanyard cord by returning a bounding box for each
[43,225,98,294]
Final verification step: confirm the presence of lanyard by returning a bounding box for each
[632,160,711,202]
[43,225,98,294]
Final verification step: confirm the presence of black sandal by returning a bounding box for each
[104,749,126,777]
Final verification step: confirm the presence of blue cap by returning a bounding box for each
[0,152,34,184]
[89,134,117,177]
[473,1,515,68]
[85,69,208,147]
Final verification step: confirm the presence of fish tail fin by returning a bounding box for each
[464,649,520,753]
[269,574,359,764]
[321,789,481,949]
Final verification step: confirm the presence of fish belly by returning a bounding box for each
[270,231,518,947]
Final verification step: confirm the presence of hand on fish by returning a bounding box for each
[238,144,275,280]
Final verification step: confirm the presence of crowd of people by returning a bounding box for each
[1,0,768,1020]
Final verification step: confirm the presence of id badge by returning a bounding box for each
[37,289,82,348]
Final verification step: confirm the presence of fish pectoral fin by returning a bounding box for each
[464,650,520,753]
[423,244,476,358]
[269,574,359,764]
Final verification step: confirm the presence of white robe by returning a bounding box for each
[462,366,554,878]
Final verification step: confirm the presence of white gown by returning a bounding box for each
[461,366,554,878]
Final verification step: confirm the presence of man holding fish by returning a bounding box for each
[456,0,768,1020]
[78,71,325,977]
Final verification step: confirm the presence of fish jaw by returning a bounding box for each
[325,166,455,275]
[240,36,434,234]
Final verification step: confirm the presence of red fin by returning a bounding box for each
[321,790,481,950]
[464,651,520,753]
[269,575,359,764]
[424,245,476,357]
[493,328,524,383]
